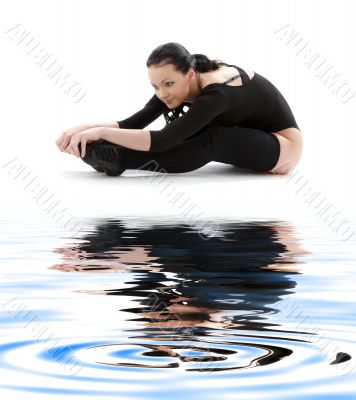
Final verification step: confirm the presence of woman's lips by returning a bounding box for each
[166,99,174,104]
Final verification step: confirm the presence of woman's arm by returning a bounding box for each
[117,94,166,130]
[100,89,226,153]
[80,121,120,129]
[100,128,151,151]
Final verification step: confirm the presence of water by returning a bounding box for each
[0,218,355,399]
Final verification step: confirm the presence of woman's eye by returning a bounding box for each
[153,82,173,90]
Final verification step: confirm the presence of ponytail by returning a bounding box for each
[191,53,224,73]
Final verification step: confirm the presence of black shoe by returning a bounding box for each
[79,140,125,176]
[79,141,105,172]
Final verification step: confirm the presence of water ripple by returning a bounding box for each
[0,218,355,399]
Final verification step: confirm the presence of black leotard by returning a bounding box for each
[117,64,300,153]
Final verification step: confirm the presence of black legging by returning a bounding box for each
[108,126,280,174]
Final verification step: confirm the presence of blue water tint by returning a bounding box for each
[0,218,355,399]
[0,384,127,396]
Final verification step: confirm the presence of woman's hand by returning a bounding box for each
[56,125,94,153]
[65,127,103,158]
[56,122,119,154]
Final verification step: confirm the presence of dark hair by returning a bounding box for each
[147,42,225,124]
[146,42,224,74]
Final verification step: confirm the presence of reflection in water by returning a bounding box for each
[50,220,312,372]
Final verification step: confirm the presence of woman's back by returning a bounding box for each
[199,63,255,90]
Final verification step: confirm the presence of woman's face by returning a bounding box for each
[148,63,196,107]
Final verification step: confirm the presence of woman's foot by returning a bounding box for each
[79,140,126,176]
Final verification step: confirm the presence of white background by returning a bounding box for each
[0,0,355,234]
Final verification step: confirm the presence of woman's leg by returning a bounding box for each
[117,126,280,173]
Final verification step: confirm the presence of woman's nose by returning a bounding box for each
[158,89,168,98]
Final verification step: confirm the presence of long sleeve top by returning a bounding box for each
[117,67,300,153]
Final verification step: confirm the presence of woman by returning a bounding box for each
[56,42,303,176]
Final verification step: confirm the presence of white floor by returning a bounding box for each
[1,149,355,248]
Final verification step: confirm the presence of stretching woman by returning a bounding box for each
[56,42,303,176]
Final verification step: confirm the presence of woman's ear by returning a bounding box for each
[188,68,197,80]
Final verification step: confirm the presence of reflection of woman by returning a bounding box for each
[56,42,303,176]
[51,220,310,333]
[51,221,313,371]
